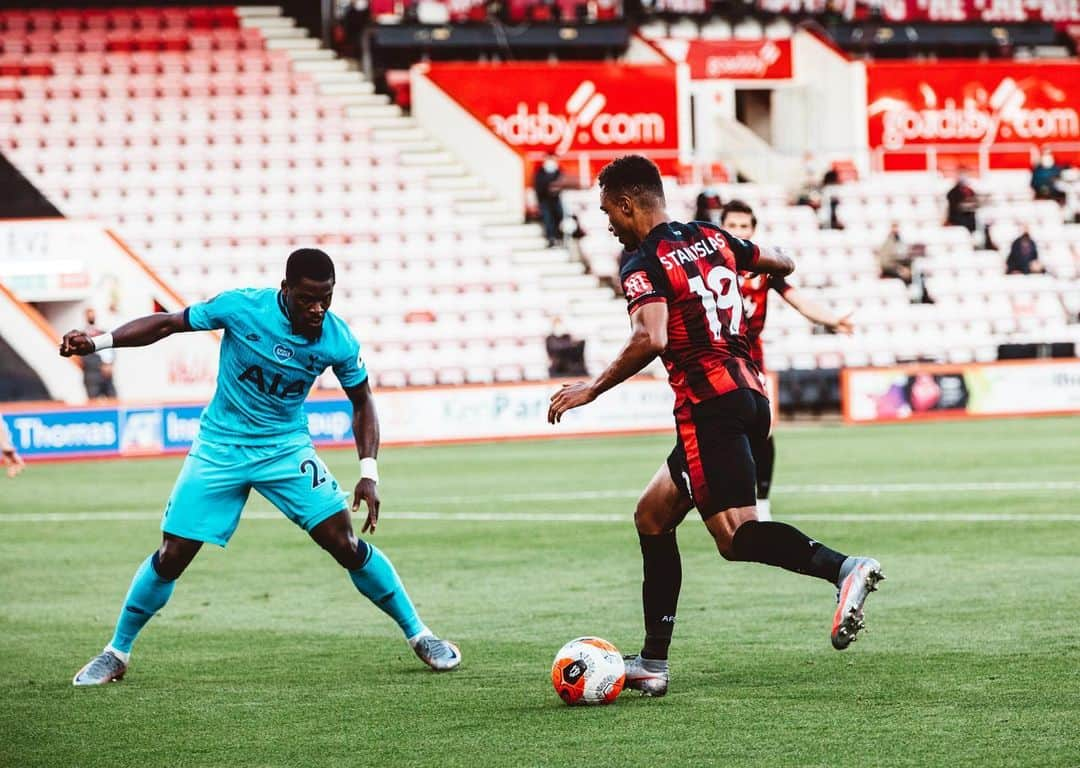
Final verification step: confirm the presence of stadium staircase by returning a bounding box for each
[0,5,615,387]
[712,114,801,189]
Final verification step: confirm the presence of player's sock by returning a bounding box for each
[730,521,846,584]
[639,530,681,661]
[755,436,775,521]
[406,626,434,648]
[756,435,775,500]
[108,552,177,655]
[348,542,425,639]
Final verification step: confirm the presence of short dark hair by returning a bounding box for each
[598,155,665,207]
[285,248,335,285]
[720,199,757,228]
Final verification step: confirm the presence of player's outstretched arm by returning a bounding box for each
[548,302,668,424]
[782,288,854,334]
[58,311,191,357]
[752,245,795,277]
[344,380,381,534]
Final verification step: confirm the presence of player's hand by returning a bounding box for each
[548,381,596,424]
[2,449,24,479]
[353,478,380,534]
[59,330,95,357]
[829,312,855,335]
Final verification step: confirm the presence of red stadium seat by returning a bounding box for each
[107,9,138,31]
[1,12,31,33]
[27,10,56,32]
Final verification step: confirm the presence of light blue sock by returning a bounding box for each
[348,543,425,639]
[108,553,176,654]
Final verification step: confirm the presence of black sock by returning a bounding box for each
[639,530,681,661]
[756,435,775,500]
[730,521,847,584]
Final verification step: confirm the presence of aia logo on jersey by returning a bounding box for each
[623,271,655,301]
[238,365,306,399]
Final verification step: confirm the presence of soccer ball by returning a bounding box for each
[550,636,626,705]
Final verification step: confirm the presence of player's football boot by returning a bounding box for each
[413,635,462,672]
[622,654,669,697]
[831,557,885,650]
[72,649,127,686]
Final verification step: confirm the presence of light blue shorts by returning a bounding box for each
[162,436,349,547]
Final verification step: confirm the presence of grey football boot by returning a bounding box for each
[413,635,462,671]
[623,654,669,697]
[831,557,885,650]
[73,649,127,686]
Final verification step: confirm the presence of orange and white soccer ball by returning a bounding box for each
[551,636,626,706]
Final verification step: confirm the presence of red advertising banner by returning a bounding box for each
[421,62,680,165]
[758,0,1080,22]
[866,61,1080,170]
[656,39,793,81]
[861,0,1080,22]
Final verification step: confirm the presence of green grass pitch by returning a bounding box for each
[1,416,1078,768]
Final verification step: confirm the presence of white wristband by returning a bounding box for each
[359,457,379,483]
[91,332,114,352]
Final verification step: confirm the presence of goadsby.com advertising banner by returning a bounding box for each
[843,360,1080,423]
[655,39,793,81]
[866,61,1080,169]
[2,379,676,460]
[422,62,680,161]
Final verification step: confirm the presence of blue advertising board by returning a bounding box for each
[3,399,357,460]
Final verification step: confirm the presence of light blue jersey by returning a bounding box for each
[185,287,367,446]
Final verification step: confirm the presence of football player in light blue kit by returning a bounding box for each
[61,249,461,685]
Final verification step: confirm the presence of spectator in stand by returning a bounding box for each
[946,170,979,232]
[1006,226,1045,275]
[1,414,25,479]
[341,0,370,56]
[694,177,723,224]
[82,307,117,399]
[534,154,567,248]
[877,222,912,284]
[545,317,588,378]
[1031,150,1067,206]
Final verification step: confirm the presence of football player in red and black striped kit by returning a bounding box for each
[548,156,882,697]
[724,199,854,521]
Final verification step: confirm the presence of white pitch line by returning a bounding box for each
[1,511,1078,524]
[393,480,1080,505]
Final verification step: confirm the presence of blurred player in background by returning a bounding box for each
[721,200,854,520]
[1,414,25,478]
[549,155,882,697]
[61,248,461,686]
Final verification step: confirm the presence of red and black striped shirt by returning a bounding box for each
[620,221,767,410]
[739,272,792,371]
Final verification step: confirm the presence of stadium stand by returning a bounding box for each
[0,5,617,388]
[565,171,1080,372]
[2,4,1078,397]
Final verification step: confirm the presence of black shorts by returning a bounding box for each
[666,388,771,519]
